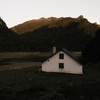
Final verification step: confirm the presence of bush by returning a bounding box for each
[39,91,66,100]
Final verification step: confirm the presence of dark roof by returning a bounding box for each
[42,49,81,64]
[62,49,81,64]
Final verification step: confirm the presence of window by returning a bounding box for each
[59,63,64,69]
[59,53,64,59]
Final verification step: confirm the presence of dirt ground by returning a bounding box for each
[0,62,41,71]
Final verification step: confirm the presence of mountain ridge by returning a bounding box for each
[11,15,100,37]
[0,16,99,52]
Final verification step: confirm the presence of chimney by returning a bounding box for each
[53,46,56,54]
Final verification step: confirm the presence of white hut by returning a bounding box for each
[42,49,83,74]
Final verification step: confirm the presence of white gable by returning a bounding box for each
[42,51,83,74]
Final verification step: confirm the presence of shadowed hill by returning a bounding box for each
[0,18,19,51]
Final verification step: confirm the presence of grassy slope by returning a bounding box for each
[0,66,100,100]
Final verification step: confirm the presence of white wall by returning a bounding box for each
[42,51,83,74]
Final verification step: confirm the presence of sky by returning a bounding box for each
[0,0,100,28]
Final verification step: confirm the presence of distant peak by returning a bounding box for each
[78,15,84,19]
[39,17,46,20]
[48,17,57,19]
[39,17,58,21]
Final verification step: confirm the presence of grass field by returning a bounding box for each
[0,64,100,100]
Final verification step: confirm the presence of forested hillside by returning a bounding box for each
[0,16,99,52]
[19,22,91,51]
